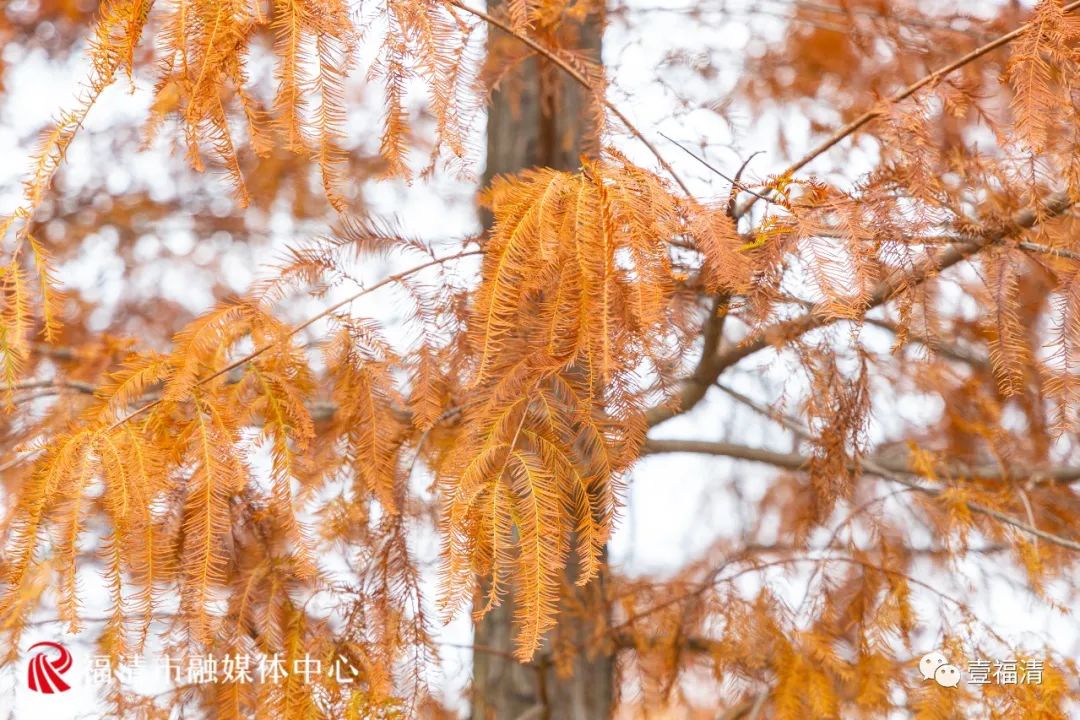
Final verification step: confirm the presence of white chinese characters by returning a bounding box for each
[918,650,1045,688]
[84,652,360,687]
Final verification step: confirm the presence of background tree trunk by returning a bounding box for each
[469,5,615,719]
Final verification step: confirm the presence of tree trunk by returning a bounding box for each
[469,5,614,720]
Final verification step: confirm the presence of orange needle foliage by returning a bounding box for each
[2,0,1080,718]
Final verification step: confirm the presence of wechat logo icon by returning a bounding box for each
[919,650,961,688]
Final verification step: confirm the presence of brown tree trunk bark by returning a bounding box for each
[469,5,614,720]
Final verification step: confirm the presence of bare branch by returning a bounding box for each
[642,438,1080,486]
[642,438,1080,553]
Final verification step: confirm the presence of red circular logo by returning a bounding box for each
[27,641,73,694]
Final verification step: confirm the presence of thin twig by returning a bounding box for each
[107,250,481,432]
[728,150,766,217]
[658,132,774,202]
[444,0,692,195]
[1018,240,1080,262]
[735,1,1080,218]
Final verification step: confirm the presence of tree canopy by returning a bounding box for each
[3,0,1080,717]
